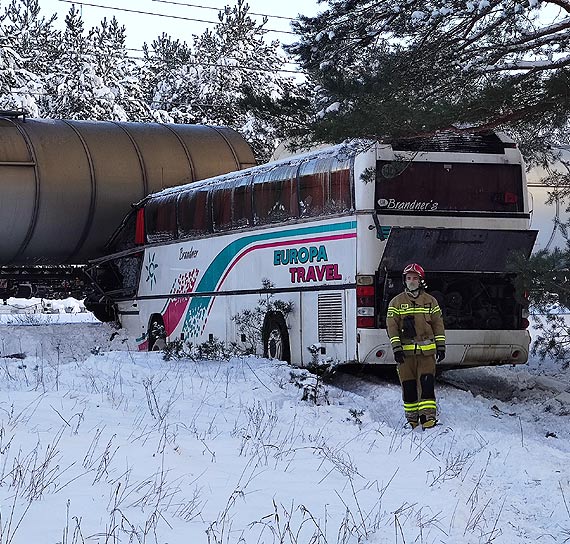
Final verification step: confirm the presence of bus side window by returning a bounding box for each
[254,178,281,225]
[299,170,326,217]
[212,184,233,232]
[178,189,211,238]
[253,167,299,225]
[145,195,178,244]
[283,177,299,218]
[233,178,252,229]
[329,167,353,212]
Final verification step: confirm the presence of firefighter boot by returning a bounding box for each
[420,414,437,430]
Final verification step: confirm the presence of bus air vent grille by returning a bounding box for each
[318,292,344,343]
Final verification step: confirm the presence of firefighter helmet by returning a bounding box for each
[403,263,425,278]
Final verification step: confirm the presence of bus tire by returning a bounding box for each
[148,315,167,352]
[262,313,290,363]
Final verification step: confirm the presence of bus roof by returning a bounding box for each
[143,131,518,207]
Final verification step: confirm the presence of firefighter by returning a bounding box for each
[386,263,445,429]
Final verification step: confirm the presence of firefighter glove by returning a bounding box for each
[436,347,446,362]
[394,351,405,364]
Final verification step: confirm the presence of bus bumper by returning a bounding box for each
[358,329,531,367]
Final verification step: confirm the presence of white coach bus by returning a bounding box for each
[89,133,537,368]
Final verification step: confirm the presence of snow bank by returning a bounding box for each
[0,322,567,542]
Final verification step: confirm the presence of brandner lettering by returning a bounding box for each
[378,198,438,211]
[179,247,198,260]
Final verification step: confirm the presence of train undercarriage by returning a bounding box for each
[0,265,118,323]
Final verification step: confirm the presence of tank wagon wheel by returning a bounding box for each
[262,312,291,363]
[148,315,167,352]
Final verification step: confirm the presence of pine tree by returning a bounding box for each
[42,7,149,121]
[288,0,570,161]
[89,17,151,121]
[142,0,308,161]
[42,6,100,118]
[139,33,194,121]
[0,0,58,116]
[287,1,570,367]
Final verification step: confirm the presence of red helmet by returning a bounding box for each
[403,263,425,278]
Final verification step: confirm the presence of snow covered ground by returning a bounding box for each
[0,319,568,543]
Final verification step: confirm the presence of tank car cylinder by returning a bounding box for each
[0,118,255,265]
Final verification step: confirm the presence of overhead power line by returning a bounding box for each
[151,0,295,21]
[57,0,297,35]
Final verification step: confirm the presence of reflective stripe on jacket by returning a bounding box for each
[386,290,445,356]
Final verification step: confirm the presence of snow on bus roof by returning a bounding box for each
[148,141,364,202]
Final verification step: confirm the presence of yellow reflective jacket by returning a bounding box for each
[386,290,445,356]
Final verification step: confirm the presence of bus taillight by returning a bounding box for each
[356,276,376,328]
[357,285,374,305]
[357,316,375,328]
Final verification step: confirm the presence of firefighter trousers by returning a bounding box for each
[396,352,437,424]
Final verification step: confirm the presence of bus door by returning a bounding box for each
[301,290,348,366]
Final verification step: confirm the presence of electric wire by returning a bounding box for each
[123,48,304,73]
[57,0,297,35]
[150,0,295,21]
[125,46,301,66]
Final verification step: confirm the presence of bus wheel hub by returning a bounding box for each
[268,329,282,359]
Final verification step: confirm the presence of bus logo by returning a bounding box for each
[145,252,159,290]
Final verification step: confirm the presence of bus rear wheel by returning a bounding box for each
[263,313,290,363]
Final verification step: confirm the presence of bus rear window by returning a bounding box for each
[376,161,524,213]
[178,189,210,237]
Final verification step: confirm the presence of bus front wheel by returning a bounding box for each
[263,313,290,363]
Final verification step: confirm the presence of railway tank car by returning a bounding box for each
[0,112,255,264]
[0,111,256,300]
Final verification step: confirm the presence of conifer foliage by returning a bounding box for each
[0,0,55,116]
[0,0,304,161]
[141,0,305,161]
[288,0,570,159]
[0,0,149,121]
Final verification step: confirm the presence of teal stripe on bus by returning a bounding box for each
[197,221,357,294]
[179,221,357,337]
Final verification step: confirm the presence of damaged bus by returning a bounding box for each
[89,133,537,368]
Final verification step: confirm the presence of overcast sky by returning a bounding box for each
[39,0,322,49]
